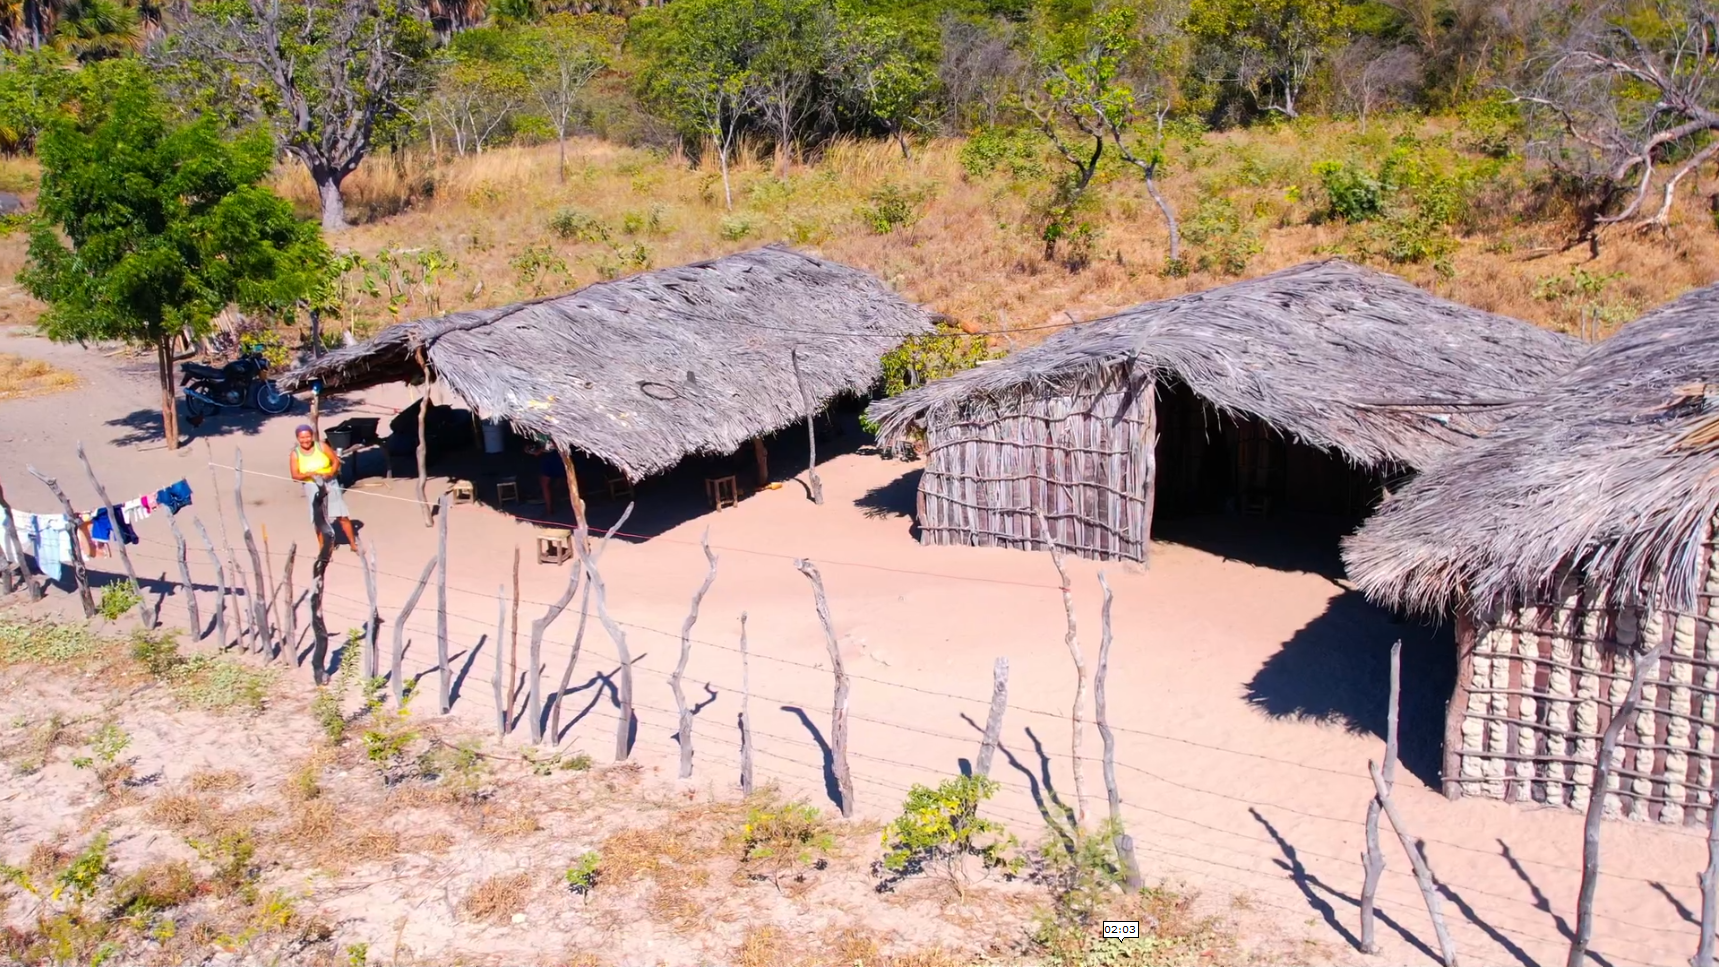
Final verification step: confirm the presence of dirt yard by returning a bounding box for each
[0,328,1703,967]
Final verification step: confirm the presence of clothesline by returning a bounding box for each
[0,478,194,583]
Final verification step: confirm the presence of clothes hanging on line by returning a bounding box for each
[155,480,193,514]
[89,507,139,546]
[0,510,73,581]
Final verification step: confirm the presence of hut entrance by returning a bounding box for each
[1150,379,1387,529]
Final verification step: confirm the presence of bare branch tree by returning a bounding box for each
[1037,509,1087,828]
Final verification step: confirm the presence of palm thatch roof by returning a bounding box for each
[1344,280,1719,617]
[867,259,1582,471]
[280,246,935,481]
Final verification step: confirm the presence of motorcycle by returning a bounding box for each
[180,349,295,419]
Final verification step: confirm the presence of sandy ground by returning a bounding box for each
[0,329,1702,967]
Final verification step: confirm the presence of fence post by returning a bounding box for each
[573,506,638,760]
[166,514,200,638]
[549,582,592,745]
[27,465,94,617]
[739,612,754,795]
[278,543,297,661]
[435,493,451,714]
[193,518,227,649]
[0,475,44,601]
[493,584,507,738]
[1567,640,1668,967]
[75,443,155,628]
[1360,640,1403,954]
[795,559,853,817]
[790,349,823,505]
[360,543,380,679]
[1369,761,1459,967]
[415,351,432,528]
[1094,573,1141,890]
[392,555,438,708]
[1038,510,1087,828]
[976,657,1009,779]
[231,450,271,653]
[1697,776,1719,967]
[507,546,520,730]
[308,538,333,685]
[671,529,720,779]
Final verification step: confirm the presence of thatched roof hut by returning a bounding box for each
[1342,281,1719,824]
[865,260,1581,562]
[281,246,935,481]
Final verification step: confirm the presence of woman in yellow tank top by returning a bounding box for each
[290,424,361,553]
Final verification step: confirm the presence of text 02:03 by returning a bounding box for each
[1102,920,1140,939]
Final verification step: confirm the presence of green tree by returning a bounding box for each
[1185,0,1350,118]
[428,26,531,156]
[745,0,836,175]
[19,67,329,449]
[49,0,140,61]
[0,47,78,153]
[633,0,761,209]
[517,14,619,181]
[834,13,936,159]
[172,0,435,231]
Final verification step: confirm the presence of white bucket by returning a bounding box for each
[481,419,506,454]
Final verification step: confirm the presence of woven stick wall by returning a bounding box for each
[1447,513,1719,826]
[917,368,1155,562]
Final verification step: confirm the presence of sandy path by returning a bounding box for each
[0,330,1700,967]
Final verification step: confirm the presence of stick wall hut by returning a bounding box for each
[867,260,1581,562]
[279,246,935,482]
[1344,281,1719,825]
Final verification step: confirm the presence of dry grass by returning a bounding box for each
[460,871,533,924]
[0,352,76,400]
[145,790,218,832]
[188,767,245,792]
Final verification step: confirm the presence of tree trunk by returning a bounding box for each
[157,336,180,450]
[892,123,911,161]
[558,132,568,184]
[315,169,349,232]
[1144,166,1181,262]
[718,138,734,211]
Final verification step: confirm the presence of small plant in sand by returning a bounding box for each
[361,682,421,784]
[130,630,184,678]
[72,723,134,792]
[1032,817,1131,928]
[520,747,593,776]
[879,774,1016,899]
[188,829,258,901]
[420,738,487,804]
[310,635,362,745]
[96,583,142,621]
[737,795,835,891]
[564,851,601,897]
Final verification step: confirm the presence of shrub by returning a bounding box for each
[130,631,183,678]
[959,126,1046,180]
[96,583,141,621]
[880,774,1015,898]
[188,829,257,898]
[1182,193,1261,276]
[111,860,199,918]
[1312,161,1383,222]
[509,244,570,296]
[718,214,754,241]
[72,723,130,774]
[858,183,925,235]
[737,797,834,888]
[564,851,600,896]
[548,207,611,244]
[170,655,272,713]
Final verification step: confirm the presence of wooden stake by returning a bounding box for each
[260,526,278,650]
[1370,760,1459,967]
[416,351,432,528]
[671,529,720,778]
[739,618,752,796]
[752,437,769,486]
[360,543,380,679]
[1095,572,1141,890]
[1567,640,1668,967]
[795,559,853,816]
[227,545,251,649]
[573,504,639,760]
[0,475,43,601]
[536,505,633,745]
[507,546,520,730]
[231,451,272,652]
[1039,510,1087,828]
[75,442,155,628]
[393,555,438,708]
[167,514,199,638]
[193,518,227,649]
[493,584,507,738]
[27,465,94,617]
[1697,774,1719,967]
[559,447,587,538]
[308,538,333,685]
[278,543,297,662]
[977,657,1009,778]
[435,492,451,714]
[1361,640,1403,954]
[549,580,592,745]
[791,349,823,505]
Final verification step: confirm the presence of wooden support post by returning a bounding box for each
[27,465,94,617]
[507,546,521,730]
[75,442,155,628]
[1370,761,1459,967]
[790,349,823,505]
[534,505,633,744]
[393,555,438,708]
[739,618,752,796]
[1567,641,1668,967]
[260,526,278,646]
[1095,573,1141,890]
[559,448,587,537]
[573,504,639,760]
[671,529,720,778]
[1698,775,1719,967]
[227,545,251,649]
[752,437,769,486]
[231,451,272,653]
[193,518,227,649]
[549,581,592,745]
[278,543,297,662]
[0,476,43,601]
[415,351,432,527]
[167,514,200,638]
[795,559,853,817]
[493,584,507,738]
[435,492,451,714]
[1039,510,1087,828]
[977,658,1009,778]
[1444,614,1477,800]
[360,544,380,679]
[1360,640,1403,954]
[308,537,333,685]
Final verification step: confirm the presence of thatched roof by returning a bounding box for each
[280,246,935,480]
[1344,280,1719,617]
[867,260,1581,471]
[866,261,1574,474]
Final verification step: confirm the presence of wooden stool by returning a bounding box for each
[607,475,634,500]
[536,527,573,565]
[495,476,520,505]
[449,480,475,505]
[705,475,738,510]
